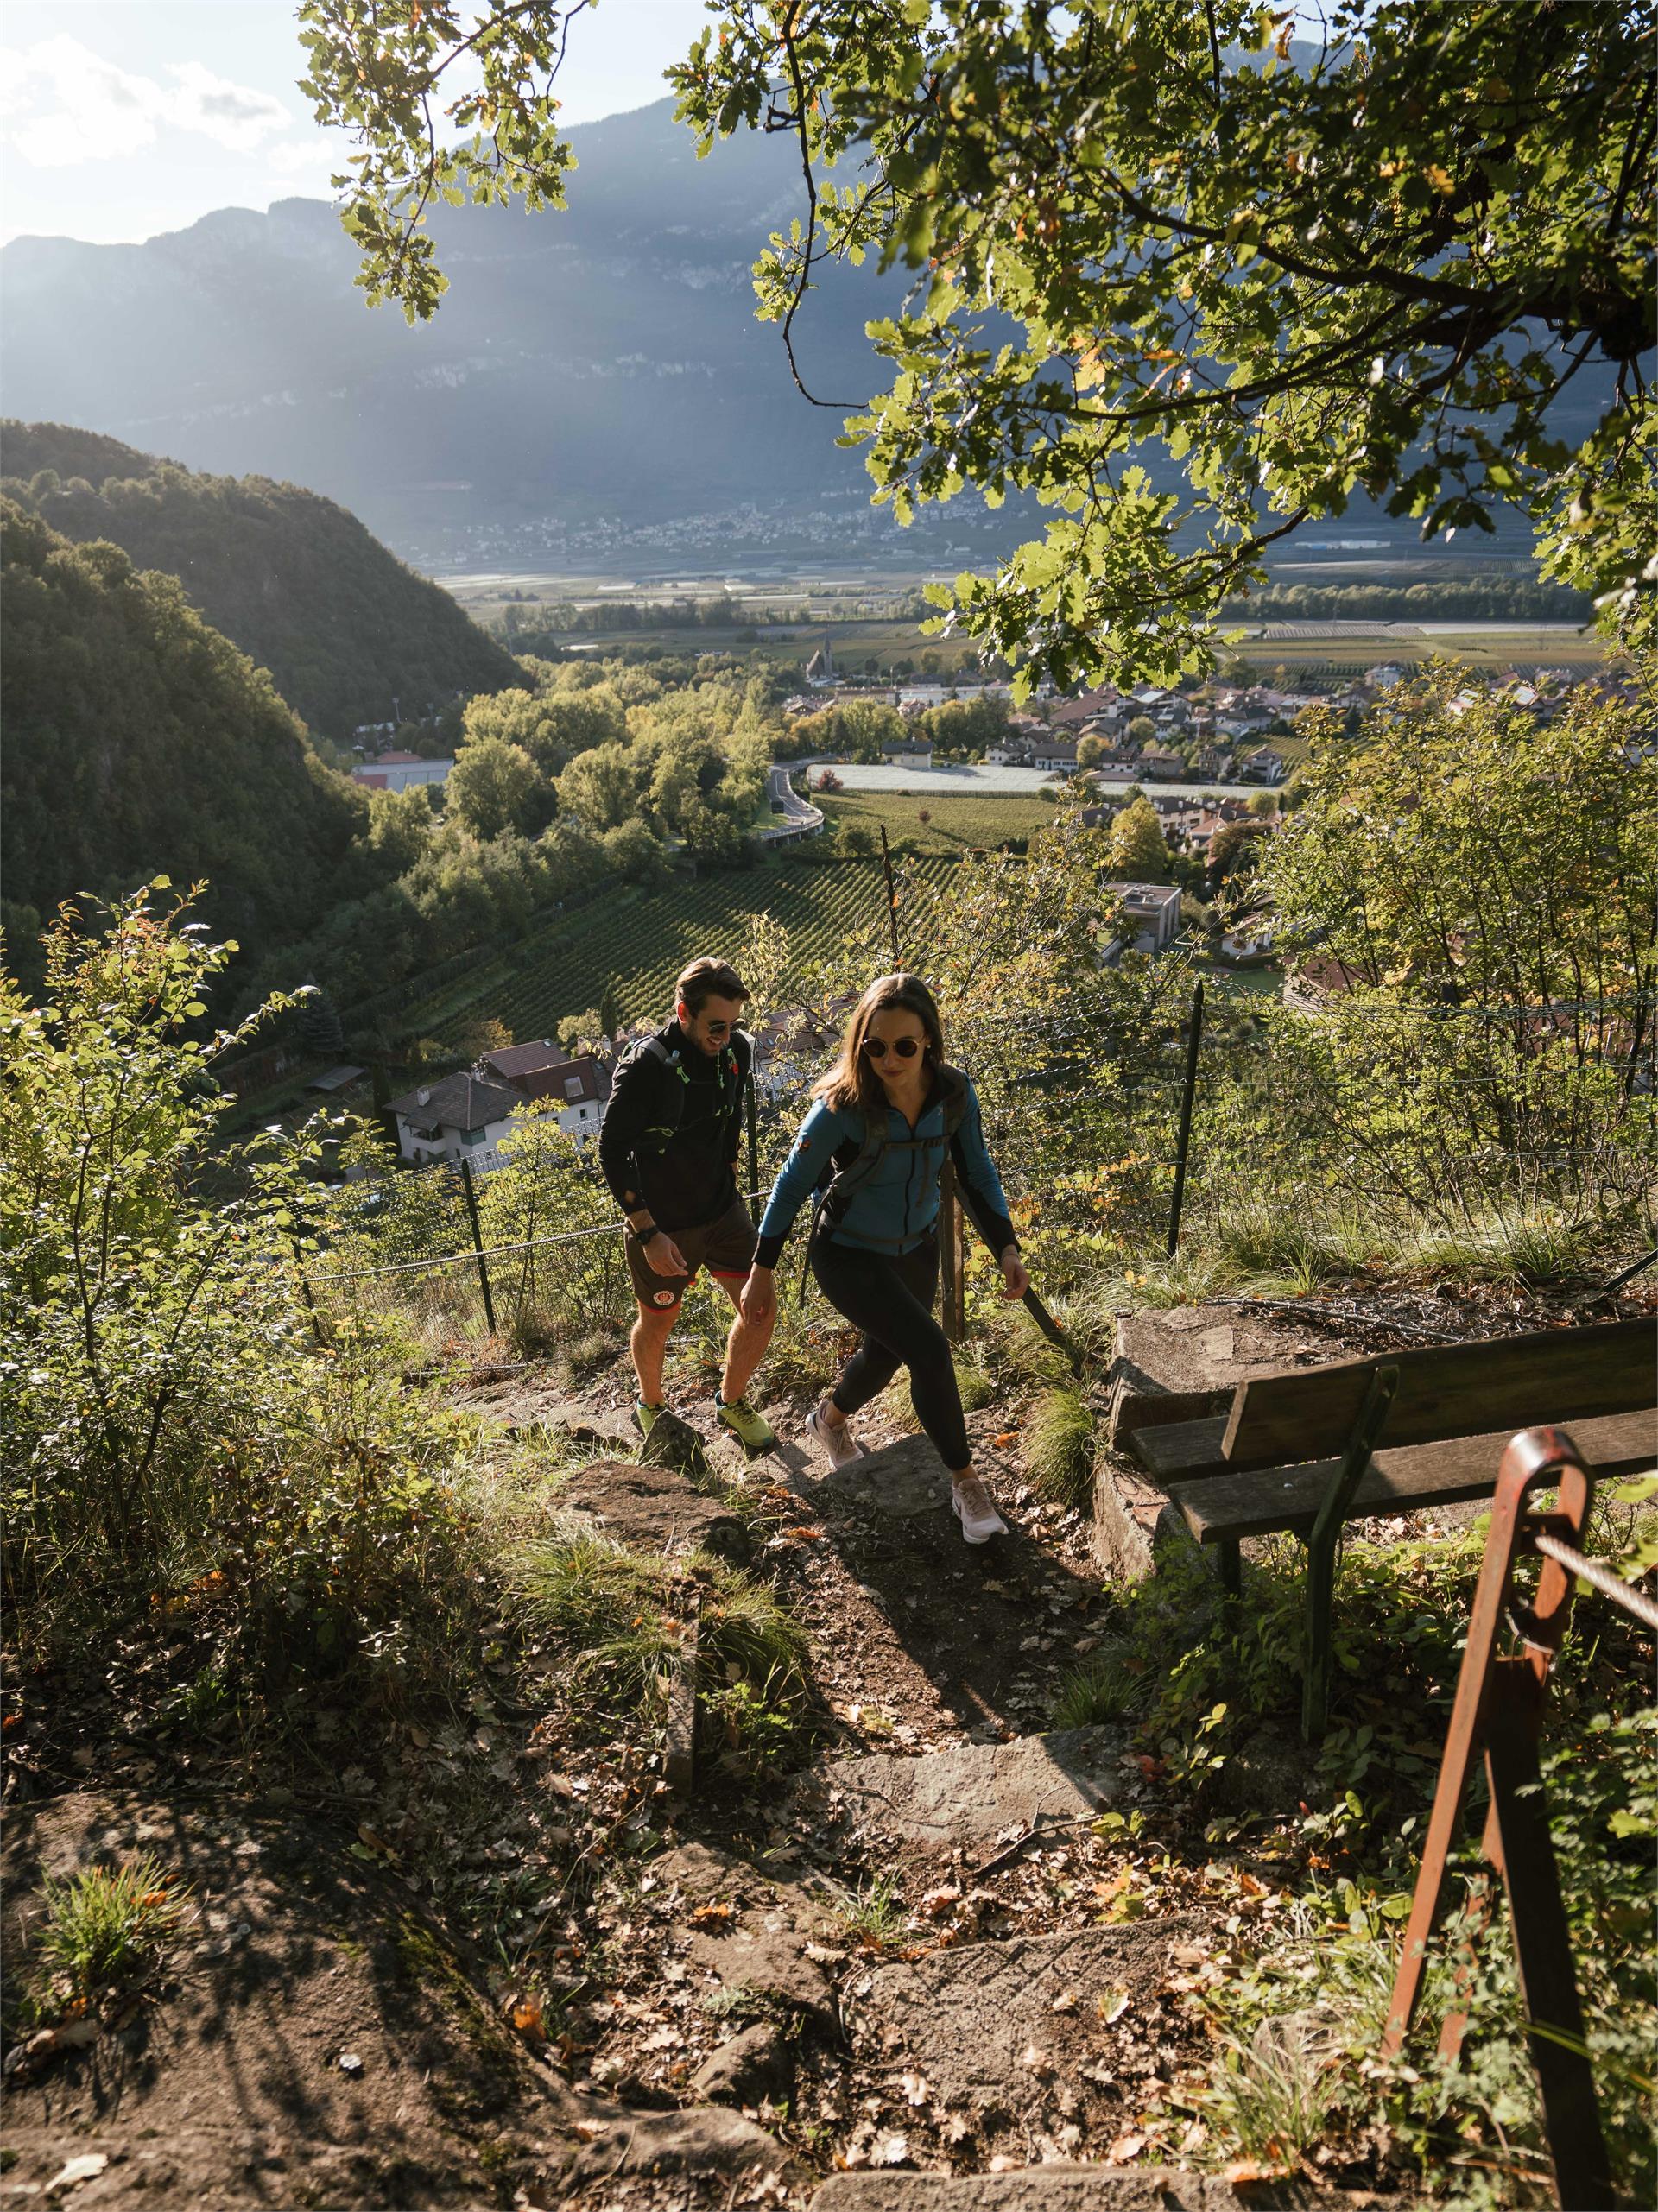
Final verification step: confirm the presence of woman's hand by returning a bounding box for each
[999,1247,1030,1302]
[741,1265,777,1327]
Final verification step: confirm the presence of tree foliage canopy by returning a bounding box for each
[299,0,1655,686]
[0,501,364,982]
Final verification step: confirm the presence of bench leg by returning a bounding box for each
[1301,1522,1339,1741]
[1217,1537,1241,1596]
[1300,1364,1400,1742]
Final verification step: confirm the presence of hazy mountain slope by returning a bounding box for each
[1,499,365,966]
[1,423,522,736]
[0,100,899,562]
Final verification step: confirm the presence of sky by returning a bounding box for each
[0,0,712,245]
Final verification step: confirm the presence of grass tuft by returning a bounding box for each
[827,1874,908,1950]
[507,1528,811,1754]
[1051,1645,1144,1729]
[32,1858,190,2008]
[1025,1385,1096,1509]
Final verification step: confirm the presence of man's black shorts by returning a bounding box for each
[624,1197,756,1309]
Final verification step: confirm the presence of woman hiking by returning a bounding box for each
[738,974,1028,1544]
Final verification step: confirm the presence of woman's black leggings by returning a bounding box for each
[810,1231,969,1470]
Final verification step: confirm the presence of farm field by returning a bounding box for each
[817,789,1056,852]
[398,855,961,1046]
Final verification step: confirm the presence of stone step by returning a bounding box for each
[809,2169,1262,2209]
[848,1918,1209,2114]
[795,1724,1128,1850]
[1099,1305,1335,1578]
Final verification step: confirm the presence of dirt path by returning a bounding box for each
[9,1308,1514,2211]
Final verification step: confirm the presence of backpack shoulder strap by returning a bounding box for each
[820,1103,889,1216]
[622,1031,685,1150]
[936,1063,971,1141]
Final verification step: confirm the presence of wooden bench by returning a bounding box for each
[1123,1317,1657,1736]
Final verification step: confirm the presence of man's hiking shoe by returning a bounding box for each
[716,1395,776,1454]
[633,1400,670,1442]
[952,1474,1008,1545]
[807,1400,864,1470]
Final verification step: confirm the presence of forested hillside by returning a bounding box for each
[0,422,521,736]
[0,500,365,976]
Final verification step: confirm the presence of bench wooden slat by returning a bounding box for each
[1130,1416,1229,1482]
[1173,1410,1658,1544]
[1220,1318,1654,1470]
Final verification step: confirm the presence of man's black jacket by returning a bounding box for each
[598,1021,752,1233]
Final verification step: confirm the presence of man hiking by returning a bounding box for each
[598,957,776,1451]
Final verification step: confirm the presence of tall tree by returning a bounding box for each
[446,737,544,840]
[299,0,1655,685]
[1106,797,1172,882]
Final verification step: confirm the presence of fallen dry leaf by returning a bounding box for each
[1224,2157,1292,2183]
[510,1994,544,2037]
[691,1901,734,1929]
[1107,2133,1146,2163]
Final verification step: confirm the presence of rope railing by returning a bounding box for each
[1528,1528,1658,1634]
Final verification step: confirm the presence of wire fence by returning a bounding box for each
[293,984,1658,1355]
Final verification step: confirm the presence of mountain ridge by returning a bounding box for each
[0,421,522,737]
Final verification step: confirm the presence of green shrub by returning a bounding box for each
[1,888,471,1706]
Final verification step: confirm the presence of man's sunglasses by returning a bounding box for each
[864,1036,922,1059]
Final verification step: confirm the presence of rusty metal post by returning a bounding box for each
[458,1156,497,1338]
[1165,978,1205,1259]
[289,1230,325,1349]
[1382,1427,1611,2212]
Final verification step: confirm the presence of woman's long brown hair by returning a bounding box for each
[813,973,946,1119]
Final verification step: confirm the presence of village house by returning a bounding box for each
[1050,686,1124,729]
[1085,740,1141,774]
[881,736,936,768]
[1137,745,1187,781]
[384,1071,528,1172]
[1031,737,1080,774]
[478,1041,611,1138]
[1241,746,1288,784]
[352,751,453,792]
[1100,881,1184,960]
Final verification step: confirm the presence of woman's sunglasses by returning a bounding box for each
[864,1036,922,1059]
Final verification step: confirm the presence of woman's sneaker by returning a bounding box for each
[807,1400,864,1470]
[952,1473,1008,1544]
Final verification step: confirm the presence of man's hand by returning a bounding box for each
[644,1230,689,1278]
[740,1265,777,1327]
[1000,1248,1030,1302]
